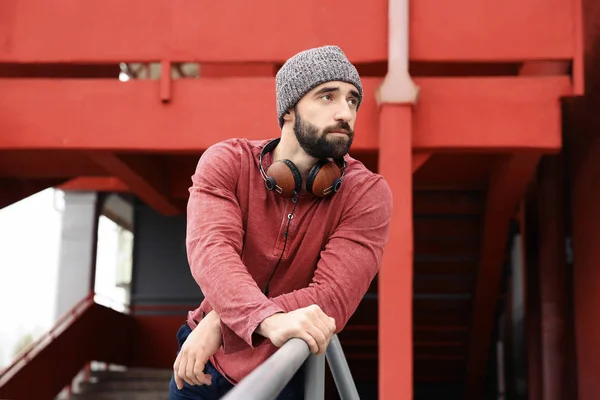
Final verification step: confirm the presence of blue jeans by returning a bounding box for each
[169,323,305,399]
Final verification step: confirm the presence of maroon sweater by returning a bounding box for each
[185,138,392,384]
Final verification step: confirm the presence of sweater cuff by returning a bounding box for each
[221,302,285,354]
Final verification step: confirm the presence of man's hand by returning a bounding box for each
[173,311,222,390]
[256,304,336,355]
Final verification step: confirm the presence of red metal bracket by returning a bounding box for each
[160,60,171,103]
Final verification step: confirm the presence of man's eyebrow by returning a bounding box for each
[313,86,360,98]
[313,86,339,96]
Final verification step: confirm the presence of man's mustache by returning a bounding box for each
[323,122,353,136]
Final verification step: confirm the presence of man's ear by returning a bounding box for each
[282,109,294,123]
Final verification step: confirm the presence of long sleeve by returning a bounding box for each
[269,176,393,333]
[186,141,284,353]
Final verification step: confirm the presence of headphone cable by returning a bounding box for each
[263,193,299,297]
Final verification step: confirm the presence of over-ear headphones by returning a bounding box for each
[259,138,347,197]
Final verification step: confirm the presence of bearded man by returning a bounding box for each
[170,45,393,400]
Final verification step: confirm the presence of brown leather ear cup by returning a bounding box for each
[259,138,346,198]
[265,160,302,197]
[306,161,342,197]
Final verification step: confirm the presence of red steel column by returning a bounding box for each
[378,104,413,399]
[570,122,600,400]
[537,156,568,400]
[521,201,542,400]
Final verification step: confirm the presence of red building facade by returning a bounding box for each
[1,0,599,398]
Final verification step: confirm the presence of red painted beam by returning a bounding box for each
[0,150,106,178]
[0,178,66,209]
[411,0,576,62]
[412,77,571,151]
[0,0,577,62]
[0,77,570,152]
[0,63,120,78]
[465,153,542,399]
[412,153,432,173]
[87,152,180,216]
[59,177,130,193]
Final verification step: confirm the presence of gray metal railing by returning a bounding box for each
[325,335,360,399]
[222,334,360,400]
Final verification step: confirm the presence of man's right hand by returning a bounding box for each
[256,304,336,355]
[173,310,222,390]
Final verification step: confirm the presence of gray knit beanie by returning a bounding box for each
[276,45,363,128]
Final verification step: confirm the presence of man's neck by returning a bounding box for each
[271,130,318,181]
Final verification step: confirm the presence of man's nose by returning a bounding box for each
[334,102,353,122]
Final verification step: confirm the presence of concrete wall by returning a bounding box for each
[131,201,203,312]
[128,201,205,367]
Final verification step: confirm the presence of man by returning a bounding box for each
[170,45,393,399]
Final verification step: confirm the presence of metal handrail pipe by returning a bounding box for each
[222,337,310,400]
[326,335,361,400]
[303,353,325,400]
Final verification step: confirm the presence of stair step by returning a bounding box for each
[90,368,172,381]
[69,391,169,400]
[79,380,170,393]
[70,368,172,399]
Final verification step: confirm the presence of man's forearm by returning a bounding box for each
[204,309,222,332]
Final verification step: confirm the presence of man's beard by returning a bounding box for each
[293,111,354,160]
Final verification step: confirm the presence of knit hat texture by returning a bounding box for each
[276,45,363,128]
